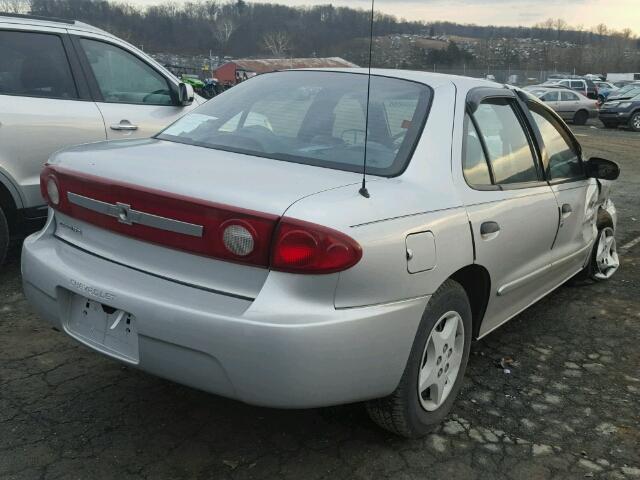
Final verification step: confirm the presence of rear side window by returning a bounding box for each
[570,81,584,89]
[158,71,431,177]
[462,114,492,186]
[80,38,173,106]
[0,30,77,99]
[561,92,579,101]
[472,99,539,185]
[528,105,584,181]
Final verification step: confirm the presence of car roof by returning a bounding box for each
[0,13,110,36]
[295,68,500,90]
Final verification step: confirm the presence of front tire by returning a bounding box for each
[366,279,472,438]
[0,207,8,266]
[588,227,619,281]
[630,112,640,132]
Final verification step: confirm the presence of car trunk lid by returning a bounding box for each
[46,138,361,298]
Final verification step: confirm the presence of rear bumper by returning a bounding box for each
[22,222,427,409]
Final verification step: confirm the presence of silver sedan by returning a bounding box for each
[22,70,620,438]
[524,86,599,125]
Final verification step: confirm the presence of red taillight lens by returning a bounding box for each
[272,218,362,274]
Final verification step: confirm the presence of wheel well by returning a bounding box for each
[597,208,614,230]
[450,265,491,340]
[0,182,17,229]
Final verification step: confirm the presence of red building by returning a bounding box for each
[214,57,358,87]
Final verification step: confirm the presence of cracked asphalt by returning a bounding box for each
[1,122,639,480]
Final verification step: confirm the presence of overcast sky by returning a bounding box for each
[129,0,639,33]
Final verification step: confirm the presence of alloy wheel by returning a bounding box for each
[632,114,640,131]
[594,227,619,280]
[417,311,465,411]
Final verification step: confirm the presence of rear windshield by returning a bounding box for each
[158,71,432,176]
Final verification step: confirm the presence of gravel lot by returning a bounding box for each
[1,121,639,480]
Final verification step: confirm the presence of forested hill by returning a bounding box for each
[23,0,637,58]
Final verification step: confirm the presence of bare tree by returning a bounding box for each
[214,18,235,54]
[0,0,29,13]
[262,31,291,57]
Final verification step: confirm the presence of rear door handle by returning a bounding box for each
[110,120,138,131]
[480,221,500,240]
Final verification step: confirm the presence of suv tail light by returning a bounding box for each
[41,166,362,275]
[272,218,362,274]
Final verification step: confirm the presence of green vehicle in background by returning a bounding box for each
[180,74,205,89]
[180,74,218,99]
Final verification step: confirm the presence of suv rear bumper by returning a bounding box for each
[22,222,427,409]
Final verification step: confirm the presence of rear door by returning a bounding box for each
[72,36,193,139]
[0,28,105,209]
[527,101,596,278]
[460,90,560,336]
[558,91,580,119]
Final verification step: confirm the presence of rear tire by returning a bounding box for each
[0,207,9,267]
[630,112,640,132]
[573,110,589,126]
[366,279,472,438]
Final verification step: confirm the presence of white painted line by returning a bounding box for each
[620,236,640,252]
[574,133,588,137]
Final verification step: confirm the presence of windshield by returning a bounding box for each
[613,84,640,97]
[158,71,432,176]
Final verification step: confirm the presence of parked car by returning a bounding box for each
[524,86,598,124]
[594,81,618,104]
[0,13,202,265]
[543,78,598,100]
[599,94,640,131]
[606,83,640,102]
[23,70,620,438]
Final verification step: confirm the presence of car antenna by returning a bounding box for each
[359,0,375,199]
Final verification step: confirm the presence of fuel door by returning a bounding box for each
[406,231,437,274]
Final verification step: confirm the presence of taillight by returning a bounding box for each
[40,165,363,274]
[272,218,362,274]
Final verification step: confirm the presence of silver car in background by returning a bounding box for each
[0,14,200,265]
[524,86,599,125]
[22,70,620,438]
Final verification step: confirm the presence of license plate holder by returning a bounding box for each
[65,294,139,364]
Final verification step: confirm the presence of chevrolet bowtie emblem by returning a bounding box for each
[66,192,204,238]
[116,202,133,225]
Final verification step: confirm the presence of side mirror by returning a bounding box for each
[585,157,620,181]
[177,82,194,106]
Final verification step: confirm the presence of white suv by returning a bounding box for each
[0,13,201,264]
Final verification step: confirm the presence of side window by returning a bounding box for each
[80,38,173,105]
[463,114,492,186]
[542,91,559,102]
[0,30,77,99]
[570,81,584,90]
[561,92,579,101]
[529,105,584,181]
[473,99,539,185]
